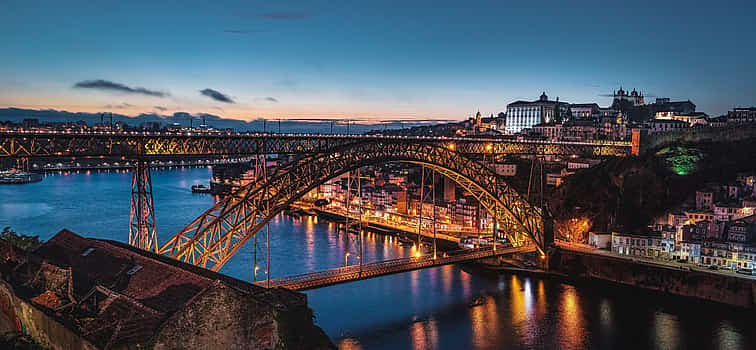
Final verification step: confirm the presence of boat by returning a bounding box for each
[468,296,486,308]
[396,235,415,246]
[0,171,42,184]
[191,184,212,193]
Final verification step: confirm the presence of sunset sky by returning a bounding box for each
[1,0,755,121]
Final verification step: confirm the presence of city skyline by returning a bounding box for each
[2,0,756,120]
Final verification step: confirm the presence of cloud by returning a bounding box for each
[259,12,309,20]
[74,80,168,97]
[223,29,267,34]
[264,97,278,102]
[103,103,133,109]
[200,88,235,103]
[153,106,168,112]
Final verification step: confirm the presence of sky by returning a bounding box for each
[0,0,755,121]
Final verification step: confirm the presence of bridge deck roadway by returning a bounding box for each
[0,131,632,158]
[255,245,537,290]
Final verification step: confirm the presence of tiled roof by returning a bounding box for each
[37,229,213,314]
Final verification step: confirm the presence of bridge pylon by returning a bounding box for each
[129,158,158,252]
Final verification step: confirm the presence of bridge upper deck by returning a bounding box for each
[0,130,631,158]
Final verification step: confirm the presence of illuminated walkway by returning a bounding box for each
[256,245,537,290]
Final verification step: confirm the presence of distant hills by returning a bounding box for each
[0,107,449,134]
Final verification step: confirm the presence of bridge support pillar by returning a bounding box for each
[129,158,158,252]
[541,208,555,270]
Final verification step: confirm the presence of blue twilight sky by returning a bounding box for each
[0,0,754,120]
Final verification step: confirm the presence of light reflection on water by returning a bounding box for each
[2,169,756,350]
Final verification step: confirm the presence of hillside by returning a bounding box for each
[549,139,756,233]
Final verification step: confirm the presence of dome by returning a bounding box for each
[631,88,638,97]
[616,87,625,95]
[539,92,548,101]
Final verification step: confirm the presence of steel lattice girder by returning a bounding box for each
[160,140,548,271]
[129,160,158,252]
[0,132,631,158]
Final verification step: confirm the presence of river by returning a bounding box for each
[1,168,755,349]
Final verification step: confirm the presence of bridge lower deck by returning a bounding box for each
[256,245,537,290]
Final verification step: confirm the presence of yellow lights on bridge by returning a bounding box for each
[447,142,456,151]
[485,143,493,152]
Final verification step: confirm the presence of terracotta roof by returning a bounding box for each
[36,229,213,314]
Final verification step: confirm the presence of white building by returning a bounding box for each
[505,92,570,134]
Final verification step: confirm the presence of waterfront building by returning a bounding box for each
[696,189,715,210]
[727,107,756,123]
[588,232,611,249]
[505,92,570,134]
[647,119,688,133]
[727,221,749,242]
[562,120,598,141]
[714,202,741,222]
[570,103,600,120]
[531,123,562,140]
[597,116,628,141]
[648,97,696,117]
[654,111,708,126]
[675,241,701,262]
[611,232,673,258]
[683,209,714,223]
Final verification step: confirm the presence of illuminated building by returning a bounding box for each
[505,92,569,134]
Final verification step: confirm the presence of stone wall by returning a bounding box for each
[640,124,756,154]
[551,249,756,309]
[0,281,96,350]
[154,282,334,350]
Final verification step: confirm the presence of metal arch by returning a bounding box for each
[160,140,548,272]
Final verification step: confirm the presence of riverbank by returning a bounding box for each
[548,248,756,309]
[300,206,461,250]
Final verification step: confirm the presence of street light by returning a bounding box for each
[344,252,350,266]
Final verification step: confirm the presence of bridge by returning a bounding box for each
[0,130,632,158]
[0,130,631,288]
[257,245,537,290]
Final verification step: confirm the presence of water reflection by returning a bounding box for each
[653,312,680,350]
[470,296,498,349]
[557,286,585,349]
[338,338,363,350]
[4,169,756,350]
[410,318,439,350]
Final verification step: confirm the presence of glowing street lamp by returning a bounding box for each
[344,252,350,266]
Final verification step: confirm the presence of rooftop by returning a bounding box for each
[0,229,308,349]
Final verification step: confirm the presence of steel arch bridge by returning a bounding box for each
[159,139,552,272]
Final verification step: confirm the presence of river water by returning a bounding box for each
[1,168,755,350]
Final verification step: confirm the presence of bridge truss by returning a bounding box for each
[0,131,632,158]
[159,139,551,272]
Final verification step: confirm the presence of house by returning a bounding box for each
[0,230,331,350]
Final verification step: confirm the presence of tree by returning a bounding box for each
[0,227,42,252]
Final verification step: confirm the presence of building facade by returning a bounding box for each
[505,92,570,134]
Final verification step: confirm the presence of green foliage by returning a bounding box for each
[0,227,42,252]
[549,139,756,233]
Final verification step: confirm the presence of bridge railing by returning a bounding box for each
[256,246,534,289]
